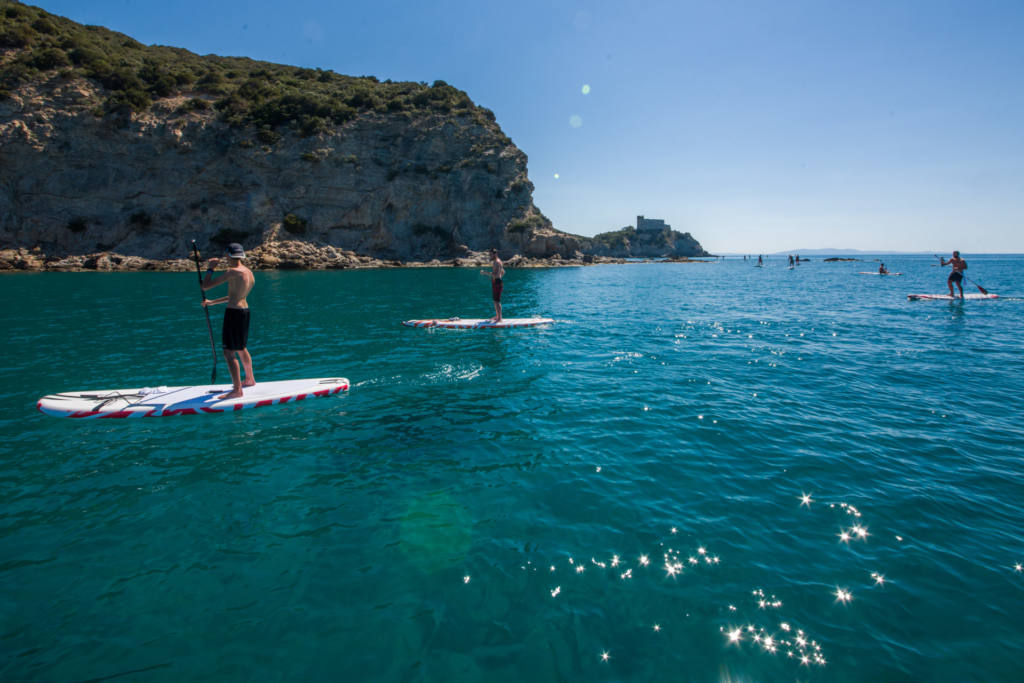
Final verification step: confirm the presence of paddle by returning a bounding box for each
[935,255,989,294]
[191,240,218,382]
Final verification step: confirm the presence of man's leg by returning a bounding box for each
[948,276,955,297]
[220,348,244,399]
[238,348,255,387]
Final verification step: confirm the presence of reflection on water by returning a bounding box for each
[1,256,1023,681]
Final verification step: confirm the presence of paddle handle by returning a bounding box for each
[191,241,218,383]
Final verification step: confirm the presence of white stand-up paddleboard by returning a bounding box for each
[37,377,349,418]
[858,272,903,276]
[907,293,998,301]
[403,317,554,329]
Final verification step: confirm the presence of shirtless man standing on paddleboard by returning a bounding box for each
[940,250,967,299]
[202,242,256,399]
[480,248,505,322]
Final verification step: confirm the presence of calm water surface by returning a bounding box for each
[1,256,1023,681]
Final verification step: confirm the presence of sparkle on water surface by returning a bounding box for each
[1,256,1023,681]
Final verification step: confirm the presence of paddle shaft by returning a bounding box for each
[935,255,988,294]
[191,241,218,383]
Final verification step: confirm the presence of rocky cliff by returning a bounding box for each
[582,225,709,259]
[0,1,588,270]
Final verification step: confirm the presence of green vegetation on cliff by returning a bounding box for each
[586,226,633,251]
[0,1,498,133]
[579,225,709,258]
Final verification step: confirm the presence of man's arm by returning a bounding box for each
[202,261,232,291]
[202,273,231,291]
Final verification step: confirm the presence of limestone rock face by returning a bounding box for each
[0,76,563,267]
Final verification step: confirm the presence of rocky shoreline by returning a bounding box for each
[0,243,726,272]
[0,244,627,272]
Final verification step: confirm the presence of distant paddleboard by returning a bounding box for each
[37,377,349,418]
[858,272,903,276]
[403,317,554,329]
[907,293,998,301]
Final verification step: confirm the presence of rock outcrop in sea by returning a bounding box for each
[580,219,708,260]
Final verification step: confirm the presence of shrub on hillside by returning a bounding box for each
[179,97,209,113]
[0,25,32,48]
[31,18,57,35]
[139,61,176,97]
[256,128,281,144]
[507,214,546,234]
[103,88,151,116]
[283,213,307,235]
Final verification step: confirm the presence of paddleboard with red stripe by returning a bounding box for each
[907,293,998,301]
[37,377,349,418]
[403,317,554,329]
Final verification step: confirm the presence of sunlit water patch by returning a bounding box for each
[1,256,1023,681]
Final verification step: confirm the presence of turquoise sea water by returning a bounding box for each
[2,256,1023,681]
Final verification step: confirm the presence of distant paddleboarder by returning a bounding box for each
[939,250,967,299]
[202,242,256,399]
[879,262,889,275]
[480,248,505,322]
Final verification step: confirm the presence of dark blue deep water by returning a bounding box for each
[1,255,1023,681]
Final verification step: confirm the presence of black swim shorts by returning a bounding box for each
[222,307,251,350]
[492,278,503,302]
[950,272,963,283]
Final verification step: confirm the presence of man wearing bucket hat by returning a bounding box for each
[202,243,256,399]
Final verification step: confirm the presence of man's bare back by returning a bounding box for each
[223,262,254,309]
[202,260,253,304]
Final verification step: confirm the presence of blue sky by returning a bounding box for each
[31,0,1024,253]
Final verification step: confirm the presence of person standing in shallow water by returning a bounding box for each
[940,250,967,298]
[480,248,505,322]
[202,242,256,399]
